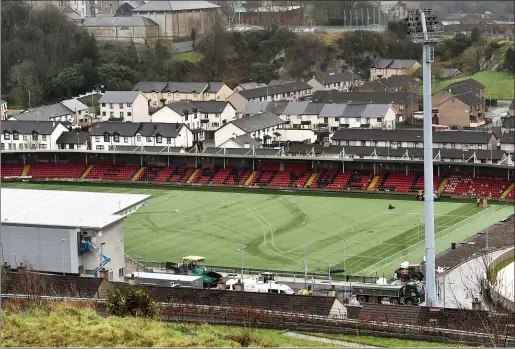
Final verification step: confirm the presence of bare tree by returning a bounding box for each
[197,10,230,80]
[446,248,515,347]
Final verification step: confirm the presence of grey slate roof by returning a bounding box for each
[388,59,418,69]
[312,91,418,105]
[264,101,289,115]
[16,104,72,121]
[203,147,281,156]
[453,92,483,106]
[319,104,347,117]
[363,104,392,117]
[82,16,158,27]
[229,134,261,147]
[89,122,141,136]
[501,131,515,144]
[371,59,393,69]
[231,112,285,133]
[377,75,418,89]
[164,82,208,93]
[137,123,183,138]
[268,79,297,86]
[303,103,325,115]
[244,101,269,115]
[283,101,309,115]
[238,82,312,100]
[61,99,88,112]
[132,1,220,12]
[99,91,143,103]
[165,101,228,115]
[315,72,362,85]
[56,131,89,144]
[341,104,366,118]
[439,68,462,78]
[446,78,485,92]
[238,82,267,90]
[1,120,59,135]
[332,129,491,144]
[206,82,225,93]
[133,81,169,93]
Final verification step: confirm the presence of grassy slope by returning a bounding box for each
[1,302,458,348]
[429,71,514,100]
[169,51,204,64]
[4,182,512,276]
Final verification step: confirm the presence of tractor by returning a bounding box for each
[395,262,425,282]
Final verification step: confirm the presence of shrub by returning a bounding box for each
[105,287,159,319]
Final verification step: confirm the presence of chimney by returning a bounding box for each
[3,262,11,273]
[17,262,27,273]
[128,273,138,285]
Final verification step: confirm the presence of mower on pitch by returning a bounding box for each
[166,256,222,287]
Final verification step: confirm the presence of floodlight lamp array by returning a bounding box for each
[405,8,444,43]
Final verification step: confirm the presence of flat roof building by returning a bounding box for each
[1,188,151,281]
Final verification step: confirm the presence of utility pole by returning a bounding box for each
[405,8,443,308]
[237,246,247,280]
[184,216,188,256]
[304,222,308,289]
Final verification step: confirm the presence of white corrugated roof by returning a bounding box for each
[130,272,202,282]
[1,189,151,229]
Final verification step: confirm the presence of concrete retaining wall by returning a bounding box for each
[488,247,515,312]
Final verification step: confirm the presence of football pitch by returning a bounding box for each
[4,181,513,276]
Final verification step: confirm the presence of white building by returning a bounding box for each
[89,121,193,150]
[98,91,149,122]
[214,112,286,147]
[10,99,89,125]
[0,188,151,281]
[1,120,69,151]
[56,131,90,150]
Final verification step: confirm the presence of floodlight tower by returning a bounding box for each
[405,8,443,307]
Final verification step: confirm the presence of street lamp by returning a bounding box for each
[61,239,66,276]
[236,246,247,280]
[304,222,308,289]
[405,8,443,307]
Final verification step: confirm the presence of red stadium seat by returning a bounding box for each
[27,162,88,179]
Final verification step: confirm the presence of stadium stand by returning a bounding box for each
[442,175,512,198]
[27,162,88,179]
[1,162,513,199]
[1,163,23,177]
[86,163,140,181]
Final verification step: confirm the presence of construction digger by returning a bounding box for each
[166,256,222,287]
[297,285,313,296]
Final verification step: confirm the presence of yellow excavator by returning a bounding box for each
[297,285,313,296]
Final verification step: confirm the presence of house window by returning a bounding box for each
[110,103,113,109]
[120,112,124,118]
[211,122,219,127]
[377,118,382,122]
[23,135,27,141]
[146,137,152,142]
[399,104,405,111]
[124,137,128,143]
[119,268,124,277]
[3,132,9,140]
[113,134,120,142]
[102,111,106,116]
[102,103,106,107]
[156,135,162,143]
[153,101,157,106]
[185,114,188,121]
[32,132,38,141]
[104,134,110,142]
[167,138,171,144]
[204,92,209,99]
[95,136,100,142]
[39,144,47,149]
[13,132,19,140]
[286,115,291,120]
[127,112,132,117]
[110,112,114,117]
[193,93,198,98]
[167,92,171,97]
[127,103,131,107]
[42,135,47,141]
[335,117,340,122]
[119,103,123,108]
[96,145,104,150]
[137,135,141,142]
[175,92,180,98]
[12,143,16,150]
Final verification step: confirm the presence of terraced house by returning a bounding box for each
[132,81,233,108]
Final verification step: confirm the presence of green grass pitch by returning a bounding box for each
[4,181,513,276]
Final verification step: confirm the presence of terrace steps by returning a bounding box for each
[21,165,30,176]
[81,165,94,179]
[132,167,146,181]
[367,175,380,190]
[437,177,449,193]
[186,168,200,183]
[244,171,257,185]
[501,182,515,199]
[305,173,317,187]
